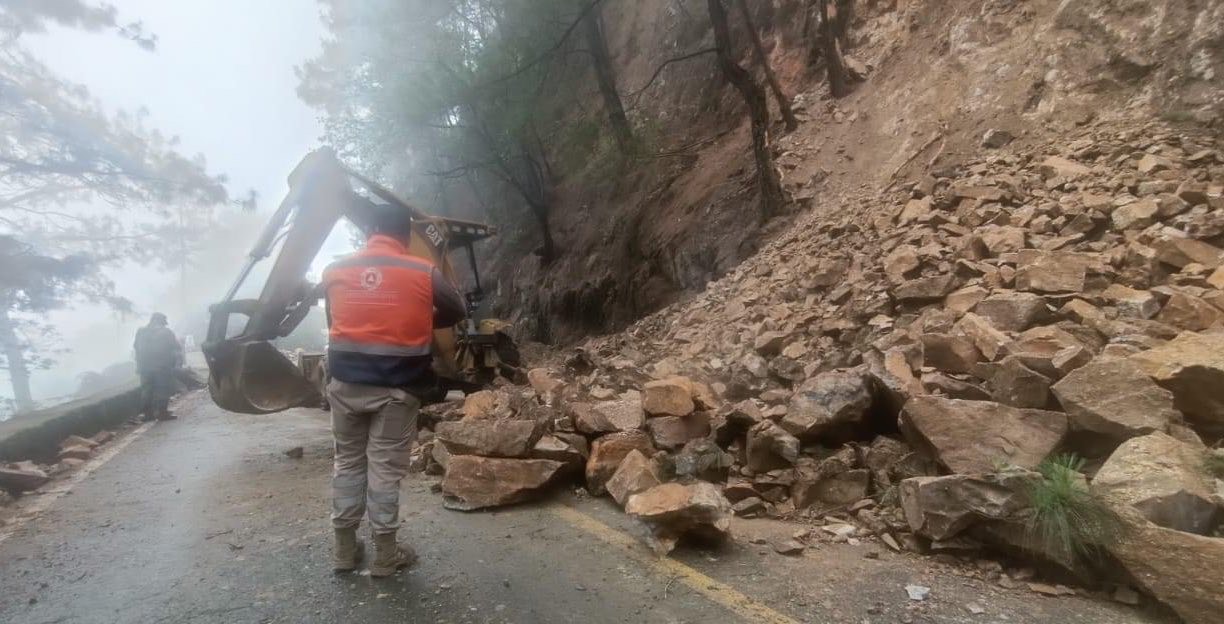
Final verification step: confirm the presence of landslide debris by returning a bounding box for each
[417,118,1224,620]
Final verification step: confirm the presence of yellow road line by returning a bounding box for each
[0,420,156,546]
[551,505,802,624]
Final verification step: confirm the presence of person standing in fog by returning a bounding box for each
[133,312,182,421]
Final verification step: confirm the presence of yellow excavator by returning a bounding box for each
[203,149,520,414]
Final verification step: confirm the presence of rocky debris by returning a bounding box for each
[1106,510,1224,624]
[900,472,1034,541]
[781,370,872,441]
[1051,358,1179,442]
[1131,332,1224,435]
[530,435,586,472]
[1092,432,1220,535]
[901,396,1067,473]
[921,333,982,374]
[527,368,564,396]
[60,435,98,450]
[441,456,565,511]
[642,378,695,416]
[1015,250,1091,293]
[462,390,500,419]
[585,431,656,496]
[625,482,732,554]
[590,391,646,432]
[989,356,1054,409]
[91,430,114,444]
[671,439,734,482]
[58,446,92,461]
[745,421,799,472]
[982,129,1013,149]
[0,461,49,493]
[422,117,1224,616]
[606,450,664,507]
[435,420,541,458]
[646,413,710,450]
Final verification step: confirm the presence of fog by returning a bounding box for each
[2,1,349,411]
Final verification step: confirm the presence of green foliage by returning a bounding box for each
[1203,451,1224,479]
[1025,454,1125,562]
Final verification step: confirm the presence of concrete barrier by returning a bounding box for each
[0,381,142,464]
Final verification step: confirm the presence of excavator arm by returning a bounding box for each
[203,148,496,414]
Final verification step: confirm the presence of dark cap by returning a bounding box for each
[150,312,168,326]
[372,204,414,237]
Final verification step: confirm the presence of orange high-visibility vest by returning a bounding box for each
[322,235,435,358]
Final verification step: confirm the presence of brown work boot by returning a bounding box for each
[332,528,364,572]
[369,532,417,577]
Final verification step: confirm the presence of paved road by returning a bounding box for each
[0,391,1167,624]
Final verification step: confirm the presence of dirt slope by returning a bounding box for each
[488,0,1224,345]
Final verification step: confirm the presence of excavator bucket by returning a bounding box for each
[205,340,321,414]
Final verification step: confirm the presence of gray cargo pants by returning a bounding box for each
[326,379,420,535]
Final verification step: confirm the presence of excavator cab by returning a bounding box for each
[203,149,518,415]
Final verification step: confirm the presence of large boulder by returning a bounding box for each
[530,435,587,472]
[792,449,870,510]
[435,420,541,458]
[989,356,1054,409]
[642,378,695,416]
[441,456,565,510]
[1092,432,1219,535]
[972,292,1048,332]
[900,472,1035,540]
[900,396,1067,474]
[1131,332,1224,435]
[591,391,646,431]
[646,413,710,451]
[585,431,656,495]
[1106,511,1224,624]
[781,370,873,440]
[671,439,734,483]
[1051,358,1179,441]
[625,482,732,554]
[745,420,800,473]
[606,449,664,507]
[920,333,983,373]
[0,461,49,492]
[1014,250,1092,293]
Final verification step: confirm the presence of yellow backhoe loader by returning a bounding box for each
[203,148,520,414]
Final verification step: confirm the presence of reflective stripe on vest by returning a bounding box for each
[323,239,435,357]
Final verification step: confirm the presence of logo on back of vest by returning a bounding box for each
[360,267,383,290]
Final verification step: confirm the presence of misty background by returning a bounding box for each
[1,1,346,413]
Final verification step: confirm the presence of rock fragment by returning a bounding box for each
[1092,432,1219,535]
[1051,358,1178,441]
[625,482,732,554]
[435,420,541,458]
[441,456,565,510]
[585,431,656,496]
[900,396,1067,474]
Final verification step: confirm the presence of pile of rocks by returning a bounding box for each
[421,118,1224,622]
[0,430,114,500]
[569,120,1223,621]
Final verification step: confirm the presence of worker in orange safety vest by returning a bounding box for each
[321,206,466,577]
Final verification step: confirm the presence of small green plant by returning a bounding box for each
[1203,451,1224,479]
[1026,454,1126,563]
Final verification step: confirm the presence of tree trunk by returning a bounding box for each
[707,0,785,221]
[583,8,634,154]
[733,0,798,132]
[819,0,848,98]
[529,202,557,262]
[835,0,854,44]
[0,307,34,412]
